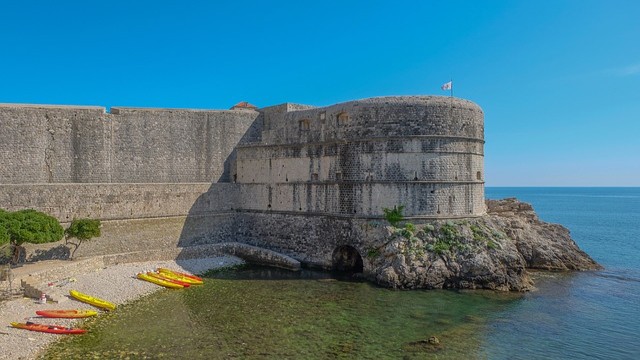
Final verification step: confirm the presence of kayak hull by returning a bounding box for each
[147,272,191,287]
[157,268,203,285]
[158,268,203,282]
[11,321,86,335]
[36,309,98,318]
[69,290,117,311]
[137,273,184,289]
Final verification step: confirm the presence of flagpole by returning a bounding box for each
[450,78,453,98]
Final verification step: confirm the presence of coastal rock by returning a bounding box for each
[367,198,601,291]
[485,198,602,271]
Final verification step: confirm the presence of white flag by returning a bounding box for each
[441,81,452,91]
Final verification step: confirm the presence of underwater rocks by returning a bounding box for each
[367,198,601,291]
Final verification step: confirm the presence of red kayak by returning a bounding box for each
[11,321,86,334]
[36,309,98,318]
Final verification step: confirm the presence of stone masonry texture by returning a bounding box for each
[0,96,485,270]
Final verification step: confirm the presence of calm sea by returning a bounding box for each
[44,187,640,359]
[482,187,640,359]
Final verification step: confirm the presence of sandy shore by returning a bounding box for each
[0,256,244,360]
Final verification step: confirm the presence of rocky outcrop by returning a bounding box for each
[367,198,601,291]
[485,198,601,271]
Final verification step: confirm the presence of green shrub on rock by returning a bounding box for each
[383,205,405,227]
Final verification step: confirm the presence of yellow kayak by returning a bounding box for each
[157,268,203,285]
[136,272,184,289]
[36,309,99,318]
[69,290,116,311]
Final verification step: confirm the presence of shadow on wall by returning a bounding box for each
[172,119,382,273]
[28,245,71,262]
[173,112,262,271]
[175,189,380,274]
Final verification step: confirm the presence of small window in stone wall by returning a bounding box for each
[319,112,326,121]
[476,171,482,180]
[311,173,319,181]
[337,112,349,125]
[335,172,342,181]
[299,119,310,131]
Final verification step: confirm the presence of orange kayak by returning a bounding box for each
[11,321,86,334]
[36,309,98,318]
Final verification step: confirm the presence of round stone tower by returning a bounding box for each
[236,95,485,218]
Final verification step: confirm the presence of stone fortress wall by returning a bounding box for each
[0,104,261,185]
[235,96,485,218]
[0,96,485,264]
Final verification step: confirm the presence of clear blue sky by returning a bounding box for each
[1,1,638,186]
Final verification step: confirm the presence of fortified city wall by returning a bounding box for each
[0,104,261,184]
[0,96,485,267]
[235,96,485,218]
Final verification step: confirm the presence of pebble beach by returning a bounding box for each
[0,256,244,360]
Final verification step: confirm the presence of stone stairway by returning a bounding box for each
[20,278,66,303]
[1,265,21,300]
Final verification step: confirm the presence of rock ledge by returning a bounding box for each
[368,198,601,291]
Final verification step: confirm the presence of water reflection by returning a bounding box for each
[43,266,523,359]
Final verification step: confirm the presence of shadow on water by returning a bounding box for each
[206,264,369,283]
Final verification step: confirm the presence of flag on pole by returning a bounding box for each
[441,81,452,91]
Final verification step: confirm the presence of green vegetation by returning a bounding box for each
[367,248,380,258]
[0,210,9,246]
[65,218,102,260]
[427,223,467,256]
[386,218,505,259]
[470,225,488,242]
[470,224,500,250]
[0,209,64,264]
[404,222,416,233]
[382,205,404,227]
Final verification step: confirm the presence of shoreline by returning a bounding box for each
[0,256,244,360]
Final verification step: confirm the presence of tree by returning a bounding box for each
[0,209,64,265]
[65,219,101,260]
[0,210,9,246]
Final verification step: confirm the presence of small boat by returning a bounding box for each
[36,309,98,318]
[146,272,191,287]
[157,268,203,285]
[69,290,117,311]
[157,267,203,282]
[136,272,184,289]
[11,321,86,335]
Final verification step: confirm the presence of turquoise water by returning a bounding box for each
[43,188,640,359]
[43,268,526,359]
